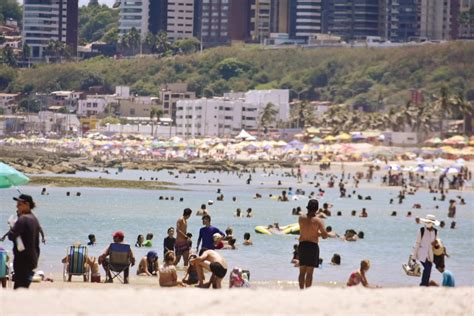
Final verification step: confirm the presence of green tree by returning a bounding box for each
[150,107,164,136]
[0,0,22,24]
[215,58,250,80]
[78,2,119,43]
[100,116,120,126]
[0,64,16,90]
[155,31,172,56]
[1,46,17,67]
[173,37,200,55]
[44,40,71,62]
[260,102,278,131]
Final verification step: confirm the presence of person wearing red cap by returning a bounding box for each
[99,231,135,283]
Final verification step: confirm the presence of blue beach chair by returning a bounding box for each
[0,248,10,288]
[105,243,132,283]
[63,245,89,282]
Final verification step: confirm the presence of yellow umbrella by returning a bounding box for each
[324,135,336,142]
[337,133,351,141]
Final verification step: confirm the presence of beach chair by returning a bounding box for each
[0,249,9,288]
[63,245,89,282]
[105,243,132,283]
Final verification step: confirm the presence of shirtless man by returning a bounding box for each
[298,199,328,289]
[175,208,192,266]
[190,249,228,289]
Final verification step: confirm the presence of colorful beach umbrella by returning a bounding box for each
[0,163,30,189]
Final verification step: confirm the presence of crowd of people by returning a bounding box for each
[1,162,469,290]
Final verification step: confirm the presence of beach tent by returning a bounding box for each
[236,130,253,140]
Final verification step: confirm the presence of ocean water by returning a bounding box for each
[0,168,472,287]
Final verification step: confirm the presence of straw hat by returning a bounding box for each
[419,214,440,226]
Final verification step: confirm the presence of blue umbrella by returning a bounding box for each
[0,162,30,191]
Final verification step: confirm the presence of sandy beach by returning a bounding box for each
[1,282,472,315]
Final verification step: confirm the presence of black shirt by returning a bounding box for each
[163,236,176,255]
[8,213,41,271]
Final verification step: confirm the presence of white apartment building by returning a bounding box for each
[22,0,78,59]
[119,0,150,39]
[167,0,195,41]
[176,89,289,138]
[77,96,111,117]
[176,98,259,138]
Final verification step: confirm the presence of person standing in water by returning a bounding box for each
[412,214,440,286]
[297,199,329,289]
[175,208,192,266]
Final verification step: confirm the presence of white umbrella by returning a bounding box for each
[445,167,460,174]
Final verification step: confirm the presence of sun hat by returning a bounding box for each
[419,214,440,226]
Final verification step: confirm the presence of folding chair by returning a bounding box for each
[105,243,131,283]
[63,245,89,282]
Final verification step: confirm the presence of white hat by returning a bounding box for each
[213,233,222,241]
[420,214,440,226]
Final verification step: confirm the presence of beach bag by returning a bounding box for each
[402,255,421,277]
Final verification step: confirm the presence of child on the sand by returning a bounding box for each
[159,251,185,287]
[347,259,377,288]
[182,254,199,285]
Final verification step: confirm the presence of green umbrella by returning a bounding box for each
[0,162,30,189]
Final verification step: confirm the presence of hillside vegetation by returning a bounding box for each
[2,42,474,111]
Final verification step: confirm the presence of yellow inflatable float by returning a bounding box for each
[255,223,300,235]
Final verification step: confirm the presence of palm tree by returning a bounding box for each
[259,102,278,135]
[150,107,164,137]
[156,31,172,56]
[128,27,141,56]
[144,32,157,54]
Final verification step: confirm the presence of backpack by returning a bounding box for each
[420,227,437,239]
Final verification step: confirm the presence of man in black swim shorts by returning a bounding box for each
[298,199,329,289]
[190,249,228,289]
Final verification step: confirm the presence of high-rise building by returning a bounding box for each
[199,0,231,47]
[119,0,167,39]
[228,0,251,41]
[250,0,272,42]
[419,0,452,40]
[289,0,323,40]
[381,0,420,42]
[327,0,381,40]
[270,0,290,33]
[457,0,474,39]
[22,0,78,59]
[167,0,195,41]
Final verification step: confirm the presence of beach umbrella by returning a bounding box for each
[454,158,465,167]
[336,133,351,142]
[324,135,336,142]
[445,167,460,174]
[0,163,30,190]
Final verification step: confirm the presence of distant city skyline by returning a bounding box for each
[17,0,115,7]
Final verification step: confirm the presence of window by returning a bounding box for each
[130,109,135,115]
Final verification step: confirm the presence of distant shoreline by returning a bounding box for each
[29,176,182,191]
